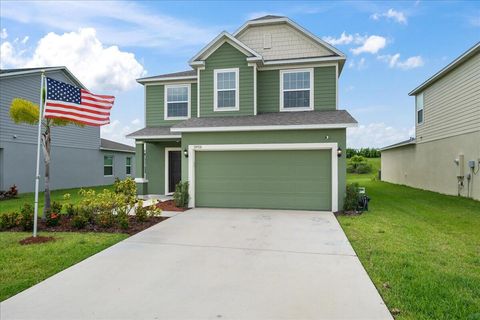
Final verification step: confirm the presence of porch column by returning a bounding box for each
[134,141,148,196]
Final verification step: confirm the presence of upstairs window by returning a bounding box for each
[126,157,132,175]
[165,84,190,120]
[214,68,239,111]
[416,93,424,124]
[280,68,314,111]
[104,155,113,176]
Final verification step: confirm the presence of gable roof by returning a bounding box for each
[233,16,345,58]
[100,138,135,153]
[189,31,262,66]
[0,66,87,89]
[137,69,197,83]
[409,42,480,96]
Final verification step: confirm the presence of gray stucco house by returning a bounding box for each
[0,67,135,193]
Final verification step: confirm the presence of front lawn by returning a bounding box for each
[0,232,127,301]
[0,185,114,215]
[339,158,480,319]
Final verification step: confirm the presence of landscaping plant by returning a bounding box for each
[0,211,19,230]
[344,183,360,212]
[347,155,373,174]
[135,200,148,222]
[173,181,189,208]
[17,203,34,231]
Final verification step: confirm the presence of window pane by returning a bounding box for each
[104,156,113,166]
[217,90,236,108]
[167,87,188,102]
[284,72,310,90]
[126,166,131,175]
[104,166,113,176]
[126,157,131,165]
[217,71,236,90]
[417,109,423,124]
[283,90,310,108]
[167,102,188,117]
[416,93,424,111]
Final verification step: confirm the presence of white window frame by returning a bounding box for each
[164,84,191,120]
[280,68,314,112]
[213,68,240,112]
[416,92,424,125]
[126,156,132,175]
[103,155,114,177]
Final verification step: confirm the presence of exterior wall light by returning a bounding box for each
[183,148,188,158]
[337,147,343,158]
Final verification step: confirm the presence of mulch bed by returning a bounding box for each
[156,200,188,212]
[19,236,56,245]
[8,215,168,236]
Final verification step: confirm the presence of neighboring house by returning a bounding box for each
[127,16,357,212]
[381,42,480,200]
[0,67,135,193]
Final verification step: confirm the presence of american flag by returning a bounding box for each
[44,77,114,126]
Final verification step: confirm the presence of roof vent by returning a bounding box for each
[263,33,272,49]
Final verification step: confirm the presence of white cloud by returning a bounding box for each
[351,35,387,55]
[323,32,367,46]
[21,36,29,44]
[0,1,218,50]
[101,118,142,146]
[371,9,407,24]
[347,123,415,148]
[348,57,367,70]
[3,28,145,91]
[378,53,424,70]
[0,28,7,39]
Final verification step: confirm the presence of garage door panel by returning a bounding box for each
[195,150,332,211]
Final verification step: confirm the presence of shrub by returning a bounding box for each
[114,177,137,206]
[96,210,115,228]
[17,203,34,231]
[0,211,19,230]
[71,213,88,229]
[64,203,76,217]
[0,184,19,201]
[117,213,129,230]
[135,200,148,222]
[173,181,189,208]
[50,201,63,214]
[344,183,360,211]
[347,155,372,174]
[45,212,61,227]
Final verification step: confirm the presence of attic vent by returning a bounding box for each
[263,33,272,49]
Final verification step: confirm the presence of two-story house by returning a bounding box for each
[381,42,480,200]
[127,16,358,211]
[0,67,135,193]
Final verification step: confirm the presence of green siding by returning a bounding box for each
[257,66,337,113]
[135,143,144,178]
[181,129,346,210]
[195,150,331,210]
[200,42,254,117]
[145,82,197,127]
[145,141,181,194]
[257,70,279,113]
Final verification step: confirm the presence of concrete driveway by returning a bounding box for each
[1,208,392,320]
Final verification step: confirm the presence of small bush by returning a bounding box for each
[64,203,76,217]
[173,181,189,208]
[347,155,372,174]
[0,211,19,230]
[96,210,115,228]
[117,213,129,230]
[0,184,19,201]
[135,200,148,222]
[71,213,88,229]
[344,183,360,211]
[50,201,63,214]
[17,203,34,231]
[45,212,61,227]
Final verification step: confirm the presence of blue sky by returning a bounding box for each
[1,1,479,147]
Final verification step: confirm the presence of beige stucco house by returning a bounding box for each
[381,42,480,200]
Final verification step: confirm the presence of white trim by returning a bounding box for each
[233,17,346,58]
[335,64,339,109]
[187,143,339,212]
[259,62,339,71]
[416,92,424,125]
[189,31,262,65]
[213,68,240,112]
[253,63,257,115]
[197,66,204,117]
[126,156,132,175]
[164,84,191,120]
[165,147,182,195]
[171,123,357,133]
[279,68,314,112]
[103,154,114,177]
[134,178,149,183]
[130,135,182,140]
[262,56,345,67]
[0,66,87,89]
[100,148,135,153]
[138,75,197,83]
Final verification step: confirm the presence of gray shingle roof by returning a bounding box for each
[137,70,196,82]
[381,138,416,151]
[100,138,135,152]
[250,15,285,21]
[172,110,357,130]
[0,66,64,74]
[126,126,180,138]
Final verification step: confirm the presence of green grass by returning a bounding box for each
[340,158,480,319]
[0,185,114,215]
[0,232,127,301]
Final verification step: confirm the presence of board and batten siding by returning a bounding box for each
[199,42,254,117]
[257,66,337,113]
[416,52,480,143]
[0,70,100,149]
[145,82,197,126]
[237,23,333,61]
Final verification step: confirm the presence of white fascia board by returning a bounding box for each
[1,66,87,89]
[233,17,346,58]
[171,123,357,133]
[129,135,182,140]
[189,31,262,64]
[100,148,135,153]
[137,76,197,84]
[263,56,345,66]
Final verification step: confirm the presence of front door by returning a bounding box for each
[168,150,181,194]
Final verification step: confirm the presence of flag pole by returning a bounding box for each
[33,72,45,238]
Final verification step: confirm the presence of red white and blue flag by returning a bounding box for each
[44,77,114,126]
